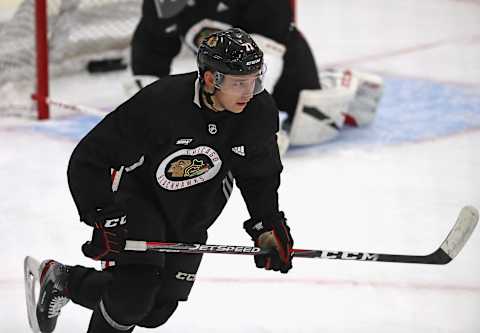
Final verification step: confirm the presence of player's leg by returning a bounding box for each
[272,27,343,148]
[68,265,113,310]
[138,252,203,328]
[34,259,114,332]
[288,87,351,145]
[341,69,384,127]
[272,27,321,124]
[86,249,204,331]
[87,264,163,333]
[85,191,170,332]
[273,28,383,148]
[288,69,383,145]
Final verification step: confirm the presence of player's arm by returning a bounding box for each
[67,105,148,215]
[129,0,183,83]
[67,89,157,259]
[233,97,293,273]
[234,135,293,274]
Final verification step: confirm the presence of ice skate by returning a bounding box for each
[24,257,70,333]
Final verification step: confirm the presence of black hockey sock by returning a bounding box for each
[68,265,113,310]
[87,301,134,333]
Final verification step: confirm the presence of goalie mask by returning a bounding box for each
[197,28,265,96]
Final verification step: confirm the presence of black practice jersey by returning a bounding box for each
[68,72,282,244]
[132,0,293,77]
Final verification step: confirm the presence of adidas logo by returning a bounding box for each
[253,222,264,231]
[217,2,229,12]
[232,146,245,156]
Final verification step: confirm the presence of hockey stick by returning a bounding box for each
[125,206,478,265]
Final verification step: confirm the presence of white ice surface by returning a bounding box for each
[1,0,480,332]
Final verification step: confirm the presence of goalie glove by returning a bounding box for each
[81,204,128,261]
[244,212,293,273]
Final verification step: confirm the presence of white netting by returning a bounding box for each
[0,0,142,117]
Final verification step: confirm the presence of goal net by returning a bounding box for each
[0,0,142,119]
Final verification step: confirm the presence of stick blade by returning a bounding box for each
[24,256,41,333]
[440,206,478,260]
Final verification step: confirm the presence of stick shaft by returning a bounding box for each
[124,206,478,265]
[124,241,451,264]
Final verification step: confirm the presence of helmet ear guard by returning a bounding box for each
[213,72,224,86]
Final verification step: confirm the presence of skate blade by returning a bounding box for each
[24,256,41,333]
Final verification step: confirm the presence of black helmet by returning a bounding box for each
[197,28,264,79]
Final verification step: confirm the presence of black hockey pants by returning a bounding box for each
[68,254,202,332]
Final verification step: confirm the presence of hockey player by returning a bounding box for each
[31,28,293,333]
[128,0,383,153]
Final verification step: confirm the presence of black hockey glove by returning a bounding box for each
[81,204,128,261]
[244,212,293,274]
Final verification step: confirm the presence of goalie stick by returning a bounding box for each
[125,206,478,265]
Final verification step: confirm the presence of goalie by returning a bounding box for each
[127,0,384,154]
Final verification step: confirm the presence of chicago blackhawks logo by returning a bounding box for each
[156,146,222,190]
[205,35,218,47]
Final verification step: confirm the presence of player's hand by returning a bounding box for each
[81,204,127,261]
[244,212,293,273]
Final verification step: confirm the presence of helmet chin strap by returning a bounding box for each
[201,85,224,112]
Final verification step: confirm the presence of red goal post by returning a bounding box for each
[35,0,49,120]
[290,0,296,22]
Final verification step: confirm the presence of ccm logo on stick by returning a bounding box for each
[320,251,379,261]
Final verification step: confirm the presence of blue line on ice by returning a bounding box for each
[31,76,480,150]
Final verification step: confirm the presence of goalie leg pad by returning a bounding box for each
[289,88,352,146]
[345,70,384,127]
[320,68,383,127]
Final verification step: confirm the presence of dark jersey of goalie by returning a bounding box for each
[131,0,320,119]
[67,72,282,265]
